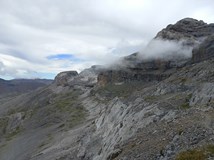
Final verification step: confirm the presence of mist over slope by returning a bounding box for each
[0,18,214,160]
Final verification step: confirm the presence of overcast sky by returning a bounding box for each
[0,0,213,79]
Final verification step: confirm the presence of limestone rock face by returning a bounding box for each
[192,35,214,63]
[97,18,214,86]
[97,53,189,86]
[155,18,214,46]
[97,69,170,86]
[54,71,78,86]
[77,65,105,85]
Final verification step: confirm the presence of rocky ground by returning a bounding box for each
[0,18,214,160]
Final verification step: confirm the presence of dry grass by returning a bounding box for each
[176,145,214,160]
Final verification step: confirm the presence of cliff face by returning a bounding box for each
[98,69,170,87]
[0,18,214,160]
[97,18,214,86]
[192,35,214,63]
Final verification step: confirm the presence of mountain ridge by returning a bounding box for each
[0,78,53,96]
[0,17,214,160]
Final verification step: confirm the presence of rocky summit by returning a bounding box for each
[0,18,214,160]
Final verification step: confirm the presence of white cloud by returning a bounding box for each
[0,0,213,79]
[139,39,193,60]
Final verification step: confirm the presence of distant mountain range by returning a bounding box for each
[0,78,53,96]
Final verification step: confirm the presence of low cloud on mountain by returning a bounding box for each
[139,39,193,60]
[0,0,214,79]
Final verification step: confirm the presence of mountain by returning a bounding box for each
[0,78,53,96]
[0,18,214,160]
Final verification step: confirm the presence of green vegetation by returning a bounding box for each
[0,143,6,149]
[66,105,86,128]
[176,149,205,160]
[53,91,80,111]
[96,82,144,99]
[176,145,214,160]
[144,95,158,102]
[180,93,192,109]
[97,84,130,98]
[38,134,53,149]
[52,90,87,129]
[206,145,214,155]
[180,103,190,109]
[0,118,8,135]
[160,148,165,157]
[180,78,188,84]
[7,108,18,115]
[5,126,22,141]
[21,89,87,131]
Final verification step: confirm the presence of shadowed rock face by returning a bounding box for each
[97,58,175,86]
[97,70,170,86]
[192,35,214,63]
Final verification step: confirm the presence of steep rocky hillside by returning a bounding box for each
[0,18,214,160]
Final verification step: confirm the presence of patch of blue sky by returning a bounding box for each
[0,72,55,80]
[47,54,83,62]
[30,72,56,80]
[0,75,14,80]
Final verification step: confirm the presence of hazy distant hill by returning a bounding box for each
[0,78,53,96]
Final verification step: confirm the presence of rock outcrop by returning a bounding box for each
[97,69,170,86]
[53,71,78,86]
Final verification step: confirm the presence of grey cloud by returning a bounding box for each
[0,0,213,79]
[0,61,20,78]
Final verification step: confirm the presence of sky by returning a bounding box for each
[0,0,214,79]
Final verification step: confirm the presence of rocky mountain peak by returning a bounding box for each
[155,17,214,46]
[97,18,214,86]
[174,18,206,28]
